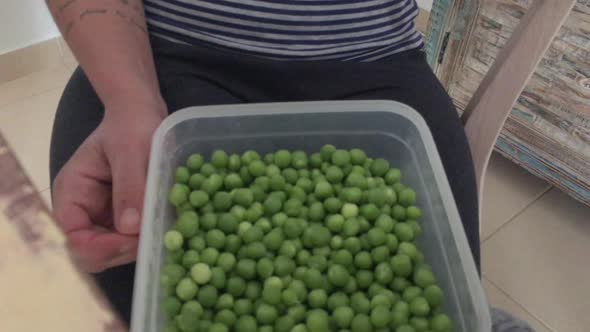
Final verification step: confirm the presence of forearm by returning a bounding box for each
[46,0,164,113]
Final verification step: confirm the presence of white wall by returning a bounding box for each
[417,0,433,12]
[0,2,60,54]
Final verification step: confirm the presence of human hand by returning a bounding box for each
[52,100,167,273]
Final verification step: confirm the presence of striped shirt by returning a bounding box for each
[144,0,424,62]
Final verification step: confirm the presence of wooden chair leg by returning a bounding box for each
[460,0,576,226]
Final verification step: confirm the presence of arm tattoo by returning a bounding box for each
[128,17,148,34]
[64,20,76,40]
[50,0,148,36]
[79,8,107,19]
[59,0,77,13]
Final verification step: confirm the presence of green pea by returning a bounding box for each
[308,289,328,308]
[331,149,351,167]
[209,322,229,332]
[375,262,394,285]
[169,184,188,207]
[409,296,430,317]
[367,228,387,247]
[200,247,219,265]
[264,196,283,215]
[241,150,260,164]
[395,222,415,242]
[354,252,373,269]
[350,293,371,314]
[200,212,217,230]
[233,188,253,207]
[218,213,239,234]
[230,299,250,316]
[350,313,372,332]
[424,285,444,307]
[210,150,228,169]
[175,211,199,238]
[284,198,303,217]
[176,277,198,301]
[175,166,190,184]
[292,151,308,169]
[319,144,336,161]
[235,315,257,332]
[392,205,407,220]
[349,148,367,165]
[327,214,345,233]
[399,188,417,206]
[256,303,278,324]
[360,204,380,220]
[274,150,292,169]
[314,181,333,199]
[306,309,329,332]
[164,230,183,251]
[414,266,436,288]
[345,173,367,189]
[235,259,256,280]
[275,316,296,332]
[228,153,241,171]
[224,234,242,253]
[206,229,226,249]
[385,168,402,184]
[391,254,413,278]
[162,296,182,319]
[371,305,391,328]
[186,153,204,171]
[341,187,363,203]
[430,313,452,332]
[215,253,235,273]
[227,276,246,297]
[333,249,353,267]
[327,264,350,287]
[245,160,264,178]
[371,246,390,264]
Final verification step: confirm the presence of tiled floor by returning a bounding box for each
[1,64,589,332]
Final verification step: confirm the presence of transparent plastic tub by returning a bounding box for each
[131,101,491,332]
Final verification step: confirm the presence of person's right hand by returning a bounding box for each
[52,100,167,273]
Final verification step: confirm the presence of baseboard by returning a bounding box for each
[1,11,430,84]
[0,37,73,85]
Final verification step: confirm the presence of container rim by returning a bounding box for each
[131,100,491,332]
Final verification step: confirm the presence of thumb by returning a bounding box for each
[111,147,148,235]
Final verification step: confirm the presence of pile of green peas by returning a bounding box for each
[163,145,453,332]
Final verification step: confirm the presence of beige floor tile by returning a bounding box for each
[0,89,62,192]
[40,188,53,210]
[483,188,590,332]
[481,153,551,240]
[0,64,73,109]
[483,278,553,332]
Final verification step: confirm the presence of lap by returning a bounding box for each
[51,45,479,325]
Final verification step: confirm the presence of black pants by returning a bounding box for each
[50,37,480,324]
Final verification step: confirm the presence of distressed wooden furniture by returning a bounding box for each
[0,133,126,332]
[428,0,588,208]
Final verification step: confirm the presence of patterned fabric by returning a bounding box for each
[144,0,424,61]
[492,308,536,332]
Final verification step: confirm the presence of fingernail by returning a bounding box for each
[119,208,140,234]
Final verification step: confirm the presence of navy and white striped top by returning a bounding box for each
[144,0,424,62]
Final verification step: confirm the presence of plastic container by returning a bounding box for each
[131,101,491,332]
